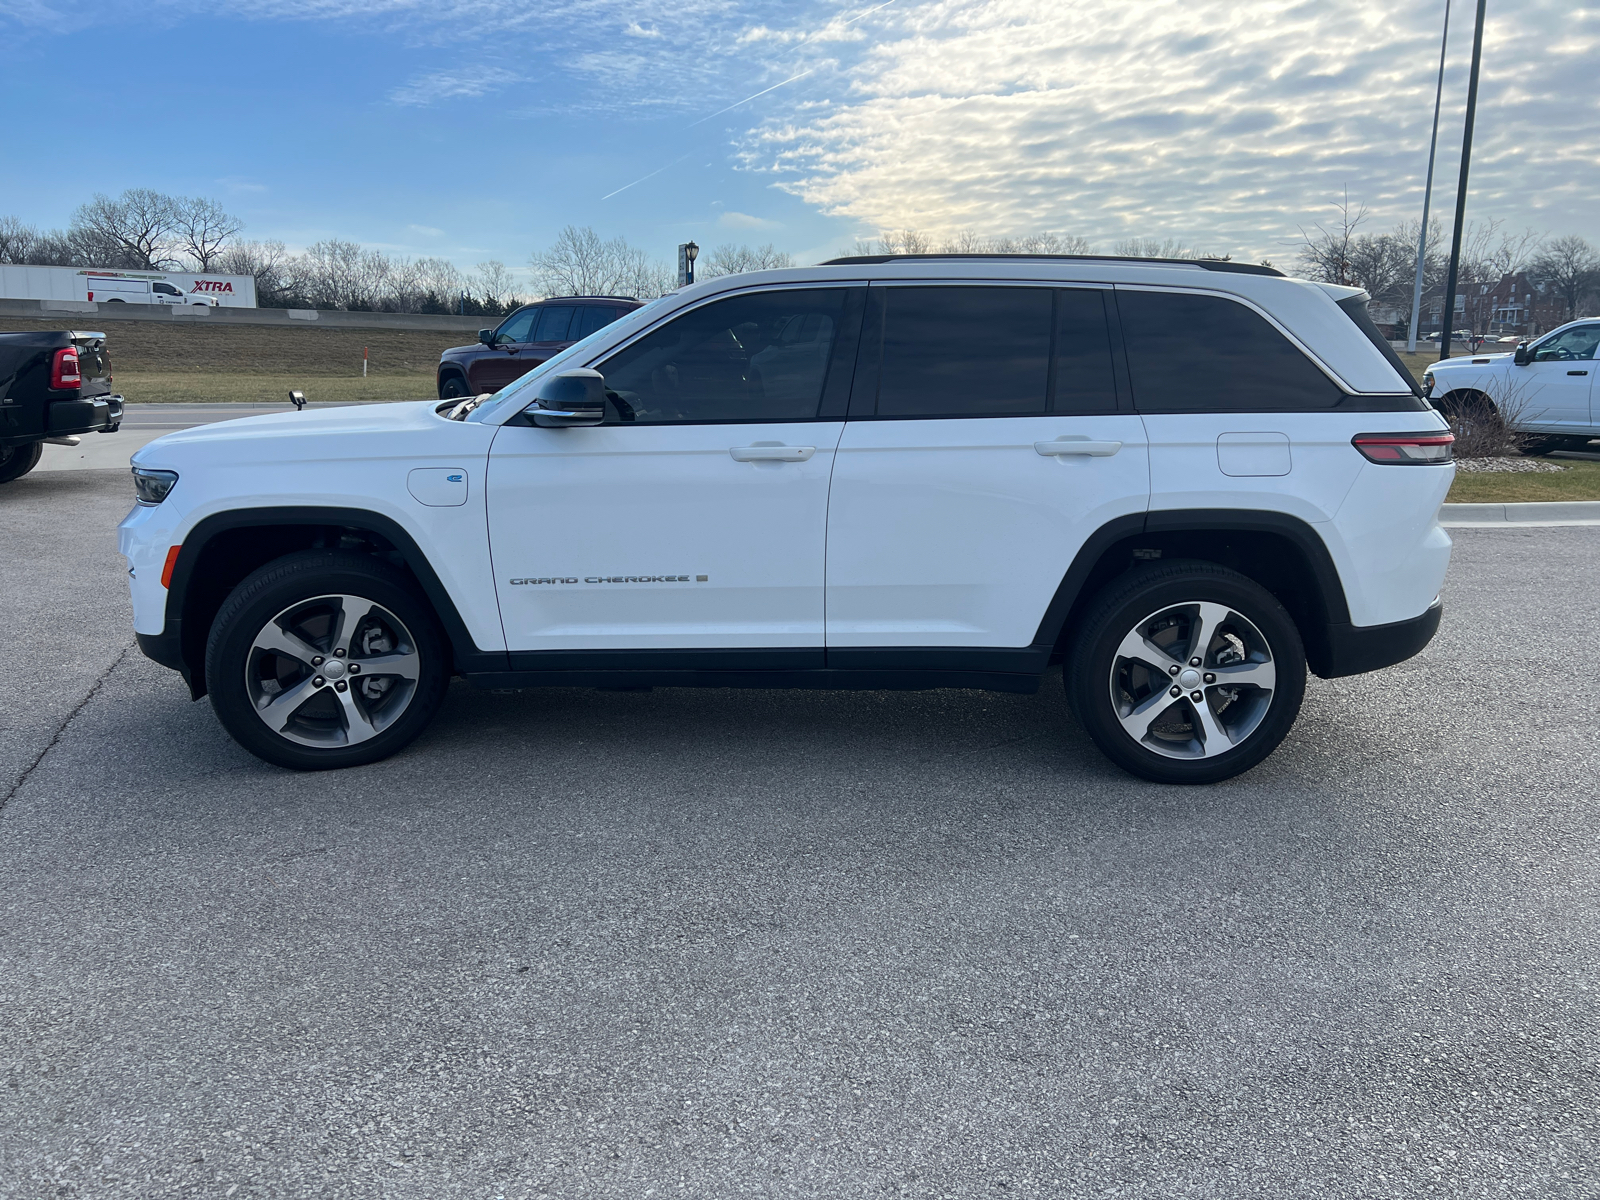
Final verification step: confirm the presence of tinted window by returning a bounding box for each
[600,289,845,423]
[533,306,576,342]
[495,307,537,344]
[876,286,1051,417]
[1052,289,1119,413]
[1533,324,1600,362]
[575,306,622,339]
[1117,290,1343,412]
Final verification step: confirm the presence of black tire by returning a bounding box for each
[438,372,471,400]
[1519,434,1584,457]
[0,441,44,484]
[1066,561,1307,785]
[205,550,450,770]
[106,298,125,304]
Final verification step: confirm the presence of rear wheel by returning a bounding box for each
[205,551,450,770]
[1067,562,1306,784]
[0,442,43,483]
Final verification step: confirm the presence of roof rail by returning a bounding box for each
[535,294,642,303]
[818,253,1285,278]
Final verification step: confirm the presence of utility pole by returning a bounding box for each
[1408,0,1451,353]
[1439,0,1488,361]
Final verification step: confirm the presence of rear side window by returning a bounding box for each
[1117,290,1343,412]
[533,306,576,342]
[574,306,622,339]
[599,288,846,423]
[876,286,1051,417]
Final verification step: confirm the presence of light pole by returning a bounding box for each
[1439,0,1488,362]
[1407,0,1451,353]
[677,241,699,287]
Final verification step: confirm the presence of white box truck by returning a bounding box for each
[0,264,257,308]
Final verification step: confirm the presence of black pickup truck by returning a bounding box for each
[0,330,123,483]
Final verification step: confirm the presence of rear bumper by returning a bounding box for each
[1314,597,1443,679]
[0,394,123,449]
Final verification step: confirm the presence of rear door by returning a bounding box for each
[520,304,578,376]
[824,283,1150,657]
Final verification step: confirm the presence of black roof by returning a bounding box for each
[818,253,1284,277]
[528,295,643,304]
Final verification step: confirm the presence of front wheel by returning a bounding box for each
[438,373,471,400]
[0,442,43,483]
[1066,562,1306,784]
[205,551,450,770]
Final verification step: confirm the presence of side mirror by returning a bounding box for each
[1513,342,1532,366]
[526,368,607,428]
[477,328,494,346]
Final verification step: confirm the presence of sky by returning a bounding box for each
[1,0,1596,285]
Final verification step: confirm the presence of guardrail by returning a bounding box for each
[0,297,486,333]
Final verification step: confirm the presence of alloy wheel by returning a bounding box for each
[246,593,422,748]
[1108,600,1277,760]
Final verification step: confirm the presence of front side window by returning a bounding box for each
[533,305,576,343]
[599,289,845,423]
[154,282,181,295]
[1117,290,1344,412]
[1533,324,1600,362]
[494,307,538,345]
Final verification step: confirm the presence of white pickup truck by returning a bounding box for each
[85,277,217,307]
[1423,318,1600,452]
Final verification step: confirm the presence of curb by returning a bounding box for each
[1440,501,1600,528]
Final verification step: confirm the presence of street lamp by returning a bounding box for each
[1439,0,1489,362]
[678,241,699,287]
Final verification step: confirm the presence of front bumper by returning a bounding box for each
[1314,597,1444,679]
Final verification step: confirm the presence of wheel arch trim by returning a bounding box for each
[1031,508,1354,662]
[161,505,506,697]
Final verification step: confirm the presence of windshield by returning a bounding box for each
[471,295,675,422]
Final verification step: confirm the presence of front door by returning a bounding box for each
[473,307,539,393]
[487,285,861,662]
[1519,323,1600,433]
[825,284,1150,653]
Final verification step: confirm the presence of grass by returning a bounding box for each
[114,372,438,405]
[1446,458,1600,503]
[1,316,467,375]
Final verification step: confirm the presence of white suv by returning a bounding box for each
[120,255,1455,783]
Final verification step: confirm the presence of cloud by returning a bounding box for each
[388,65,524,106]
[718,211,781,230]
[741,0,1600,257]
[216,176,269,194]
[624,21,661,38]
[407,223,445,236]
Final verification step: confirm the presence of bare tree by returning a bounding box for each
[173,196,242,272]
[531,226,671,299]
[471,260,518,309]
[700,243,794,278]
[214,239,295,306]
[1531,234,1600,321]
[1295,191,1370,286]
[71,189,182,269]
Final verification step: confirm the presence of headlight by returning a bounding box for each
[132,467,179,506]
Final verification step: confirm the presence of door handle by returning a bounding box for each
[730,446,815,462]
[1034,439,1122,457]
[1568,370,1589,376]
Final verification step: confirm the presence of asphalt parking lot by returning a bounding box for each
[2,467,1597,1200]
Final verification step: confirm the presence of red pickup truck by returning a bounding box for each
[436,296,643,399]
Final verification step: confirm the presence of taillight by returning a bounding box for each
[50,346,82,390]
[1352,432,1455,464]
